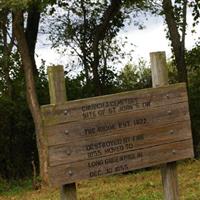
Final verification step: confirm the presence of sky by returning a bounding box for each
[119,12,199,62]
[35,10,200,71]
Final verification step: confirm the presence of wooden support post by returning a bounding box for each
[48,65,67,104]
[47,65,77,200]
[150,52,179,200]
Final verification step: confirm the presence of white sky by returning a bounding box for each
[120,13,199,62]
[35,11,199,71]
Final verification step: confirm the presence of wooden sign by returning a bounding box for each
[41,83,194,186]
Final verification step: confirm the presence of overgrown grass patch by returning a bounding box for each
[0,159,200,200]
[0,179,32,196]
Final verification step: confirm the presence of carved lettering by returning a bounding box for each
[82,118,147,137]
[85,134,145,159]
[88,160,104,168]
[80,97,151,120]
[82,98,139,112]
[115,164,128,172]
[87,152,143,178]
[89,170,102,177]
[118,120,131,128]
[104,145,124,154]
[84,128,96,136]
[88,150,102,158]
[133,118,147,126]
[82,111,97,120]
[97,124,116,132]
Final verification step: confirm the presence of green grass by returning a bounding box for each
[0,159,200,200]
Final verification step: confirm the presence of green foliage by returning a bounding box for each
[166,60,179,84]
[186,45,200,156]
[45,0,125,68]
[42,0,146,94]
[65,67,119,100]
[0,178,32,196]
[0,92,36,179]
[36,63,50,105]
[165,45,200,156]
[189,0,200,27]
[186,43,200,70]
[188,68,200,156]
[65,73,94,100]
[0,0,31,9]
[118,59,152,91]
[173,0,187,33]
[0,60,49,179]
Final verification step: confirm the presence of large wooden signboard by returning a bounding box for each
[41,83,194,186]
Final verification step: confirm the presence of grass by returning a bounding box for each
[0,159,200,200]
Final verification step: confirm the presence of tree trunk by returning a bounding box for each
[92,0,122,96]
[162,0,188,83]
[80,0,90,84]
[25,2,41,76]
[13,11,49,185]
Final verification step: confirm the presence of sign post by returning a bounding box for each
[47,66,77,200]
[150,51,179,199]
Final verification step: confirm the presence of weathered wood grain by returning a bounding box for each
[48,66,67,105]
[45,101,189,146]
[60,184,77,200]
[42,71,193,188]
[47,66,77,200]
[41,83,188,126]
[161,162,179,200]
[48,120,191,167]
[150,51,179,200]
[48,139,193,186]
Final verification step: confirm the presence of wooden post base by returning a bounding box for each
[161,162,179,200]
[60,183,77,200]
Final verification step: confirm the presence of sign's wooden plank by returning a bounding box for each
[42,82,193,187]
[41,83,187,126]
[45,102,189,146]
[48,139,194,186]
[48,120,191,167]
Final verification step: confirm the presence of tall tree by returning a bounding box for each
[46,0,145,96]
[162,0,188,83]
[91,0,122,95]
[7,0,54,183]
[0,5,41,180]
[25,2,41,76]
[12,8,49,184]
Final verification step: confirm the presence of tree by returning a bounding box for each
[25,1,41,76]
[0,6,45,180]
[0,0,52,183]
[46,0,125,95]
[46,0,147,96]
[160,0,200,83]
[0,0,135,183]
[91,0,123,95]
[162,0,188,83]
[118,59,152,91]
[186,44,200,156]
[12,9,49,184]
